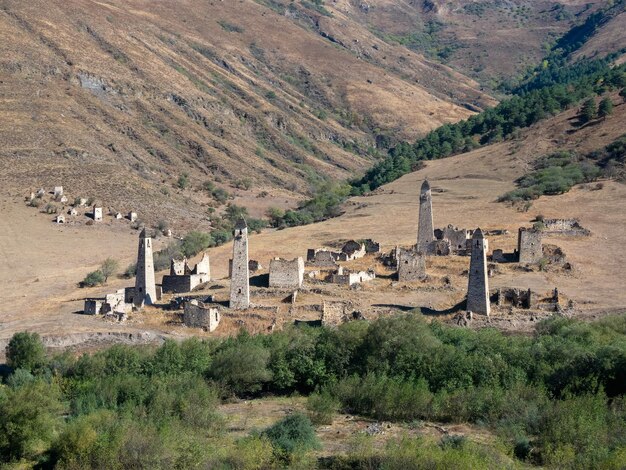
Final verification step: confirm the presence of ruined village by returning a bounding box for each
[41,178,581,337]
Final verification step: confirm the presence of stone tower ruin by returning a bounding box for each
[518,227,543,264]
[229,218,250,310]
[466,228,490,316]
[134,228,157,307]
[417,180,435,253]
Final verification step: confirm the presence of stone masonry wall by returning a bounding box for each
[269,257,304,288]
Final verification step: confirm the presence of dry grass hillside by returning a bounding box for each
[1,100,624,346]
[327,0,614,86]
[0,0,497,227]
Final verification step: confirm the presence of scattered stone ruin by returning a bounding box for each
[183,300,221,331]
[306,249,339,267]
[162,253,211,294]
[496,287,534,309]
[434,225,472,255]
[230,218,250,310]
[321,300,361,326]
[397,247,426,281]
[84,289,131,316]
[269,257,305,288]
[467,228,490,316]
[541,218,590,236]
[518,227,543,264]
[417,180,436,253]
[331,266,376,286]
[340,240,366,261]
[133,229,158,307]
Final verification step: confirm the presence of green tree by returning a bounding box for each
[6,332,46,372]
[100,258,119,283]
[208,342,272,395]
[262,413,320,459]
[597,97,614,119]
[580,98,597,123]
[181,231,211,257]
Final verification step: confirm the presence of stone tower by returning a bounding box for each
[417,180,435,253]
[467,228,490,316]
[134,228,157,307]
[229,218,250,310]
[517,227,543,264]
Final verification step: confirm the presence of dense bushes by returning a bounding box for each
[2,315,626,467]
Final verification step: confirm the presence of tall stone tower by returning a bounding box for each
[229,218,250,310]
[467,228,490,316]
[134,228,157,307]
[417,180,435,253]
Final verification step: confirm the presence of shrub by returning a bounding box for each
[81,270,105,287]
[208,342,272,396]
[262,413,320,458]
[306,391,339,425]
[6,332,46,372]
[177,173,189,190]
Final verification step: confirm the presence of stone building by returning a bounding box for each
[518,228,543,264]
[229,218,250,310]
[340,241,366,261]
[55,215,65,224]
[397,248,426,281]
[84,289,130,315]
[93,206,103,222]
[467,228,490,316]
[269,257,305,288]
[162,253,211,294]
[53,186,64,198]
[331,266,376,286]
[134,229,158,307]
[417,180,435,253]
[128,212,138,222]
[496,288,534,309]
[434,225,472,254]
[306,249,339,267]
[183,300,220,331]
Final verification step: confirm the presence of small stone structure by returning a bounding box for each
[434,225,471,255]
[417,180,435,254]
[114,212,123,220]
[229,219,250,309]
[162,253,211,293]
[306,249,339,267]
[183,300,220,331]
[518,227,543,264]
[332,266,376,286]
[363,239,381,254]
[53,186,64,198]
[496,288,534,309]
[491,249,506,263]
[340,240,366,261]
[133,229,158,307]
[36,188,46,198]
[93,206,103,222]
[128,212,138,222]
[55,215,65,224]
[269,257,304,288]
[68,208,78,216]
[397,248,426,281]
[84,289,131,315]
[467,228,490,316]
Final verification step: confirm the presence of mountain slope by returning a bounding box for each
[0,0,492,219]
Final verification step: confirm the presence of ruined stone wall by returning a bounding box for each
[322,301,351,326]
[183,300,220,332]
[417,180,435,253]
[193,253,210,276]
[542,219,590,235]
[332,269,375,286]
[467,229,490,315]
[518,228,543,264]
[397,248,426,281]
[269,257,304,288]
[341,241,366,260]
[306,249,339,267]
[171,259,188,276]
[229,220,250,309]
[84,299,102,315]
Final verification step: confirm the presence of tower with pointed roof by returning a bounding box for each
[417,180,435,253]
[134,228,157,307]
[467,228,490,315]
[229,218,250,309]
